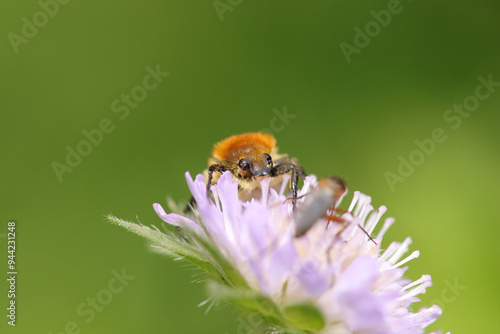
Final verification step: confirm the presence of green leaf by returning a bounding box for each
[207,282,287,328]
[283,303,325,332]
[190,232,250,289]
[106,215,221,279]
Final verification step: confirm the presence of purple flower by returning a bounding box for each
[150,171,447,333]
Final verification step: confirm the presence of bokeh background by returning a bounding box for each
[1,1,499,333]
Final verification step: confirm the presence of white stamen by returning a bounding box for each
[348,191,360,213]
[365,205,387,235]
[390,250,420,269]
[376,217,395,242]
[399,275,432,300]
[300,175,317,197]
[354,194,371,218]
[363,212,377,232]
[361,204,373,226]
[387,237,413,264]
[402,275,432,291]
[407,305,442,328]
[379,241,400,261]
[279,173,291,197]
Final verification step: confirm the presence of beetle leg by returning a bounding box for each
[207,164,228,193]
[271,162,305,210]
[324,212,377,245]
[183,196,197,213]
[184,163,228,211]
[325,210,346,227]
[283,191,309,205]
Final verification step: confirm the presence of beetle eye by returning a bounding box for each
[263,153,273,165]
[238,158,250,171]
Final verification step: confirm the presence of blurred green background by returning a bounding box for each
[1,1,499,333]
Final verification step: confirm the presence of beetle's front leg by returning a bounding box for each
[271,161,305,210]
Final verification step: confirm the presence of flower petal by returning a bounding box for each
[153,203,204,234]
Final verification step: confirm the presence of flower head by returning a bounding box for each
[109,171,447,333]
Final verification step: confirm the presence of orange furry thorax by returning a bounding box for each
[212,132,276,162]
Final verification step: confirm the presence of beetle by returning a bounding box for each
[293,176,376,243]
[205,132,305,202]
[293,176,347,237]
